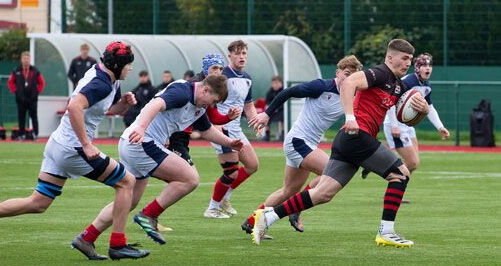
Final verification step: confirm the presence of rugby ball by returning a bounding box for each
[396,89,427,126]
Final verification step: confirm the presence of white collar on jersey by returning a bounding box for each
[228,66,245,78]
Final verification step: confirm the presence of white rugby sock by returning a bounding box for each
[223,188,233,201]
[264,210,280,227]
[209,199,220,210]
[379,220,395,234]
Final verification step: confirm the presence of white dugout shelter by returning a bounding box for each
[27,34,322,137]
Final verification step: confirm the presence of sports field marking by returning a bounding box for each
[419,170,501,179]
[0,182,216,191]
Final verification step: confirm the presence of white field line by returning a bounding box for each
[0,182,215,191]
[419,170,501,179]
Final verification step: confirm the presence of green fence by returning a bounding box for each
[64,0,501,66]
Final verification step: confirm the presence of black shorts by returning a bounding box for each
[167,131,193,166]
[330,130,381,165]
[324,130,401,186]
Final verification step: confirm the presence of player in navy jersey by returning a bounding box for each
[76,75,243,247]
[241,56,362,236]
[0,41,150,260]
[204,40,260,218]
[251,39,430,248]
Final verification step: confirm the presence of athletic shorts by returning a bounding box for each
[211,126,250,155]
[40,137,122,186]
[168,131,193,166]
[383,124,416,149]
[283,135,316,168]
[323,130,401,186]
[119,137,171,179]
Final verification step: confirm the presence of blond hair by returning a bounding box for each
[337,55,363,72]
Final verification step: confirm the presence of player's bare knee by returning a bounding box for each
[183,171,200,190]
[409,159,419,172]
[114,173,135,190]
[244,163,258,175]
[313,188,336,204]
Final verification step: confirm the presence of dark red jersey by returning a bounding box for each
[354,64,409,137]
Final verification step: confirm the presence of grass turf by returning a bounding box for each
[0,142,500,265]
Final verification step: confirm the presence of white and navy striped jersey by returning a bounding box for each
[52,64,121,147]
[217,66,252,129]
[121,80,211,145]
[266,79,343,145]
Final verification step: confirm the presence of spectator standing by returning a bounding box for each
[7,51,45,140]
[123,70,157,127]
[264,75,284,141]
[67,43,97,89]
[156,70,174,91]
[183,70,195,80]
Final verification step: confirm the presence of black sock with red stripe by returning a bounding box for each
[274,191,313,219]
[381,180,407,221]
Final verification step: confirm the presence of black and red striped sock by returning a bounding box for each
[381,181,407,221]
[274,191,313,219]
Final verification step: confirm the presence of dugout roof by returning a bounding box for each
[27,34,322,98]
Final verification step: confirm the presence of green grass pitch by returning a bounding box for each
[0,142,500,265]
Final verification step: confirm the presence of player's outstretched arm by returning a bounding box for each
[128,98,166,144]
[67,93,100,159]
[339,71,368,134]
[243,101,258,121]
[248,112,270,131]
[109,92,137,115]
[200,125,244,152]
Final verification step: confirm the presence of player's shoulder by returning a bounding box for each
[242,71,252,80]
[402,73,418,83]
[158,80,192,100]
[364,64,391,81]
[222,66,251,80]
[308,78,337,93]
[222,66,233,77]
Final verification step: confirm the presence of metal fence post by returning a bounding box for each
[108,0,113,34]
[61,0,66,33]
[455,83,460,146]
[247,0,254,35]
[443,0,449,66]
[344,0,351,55]
[153,0,159,34]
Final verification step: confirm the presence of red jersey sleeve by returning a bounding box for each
[207,105,230,125]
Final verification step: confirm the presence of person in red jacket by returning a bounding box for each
[8,51,45,139]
